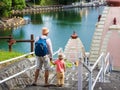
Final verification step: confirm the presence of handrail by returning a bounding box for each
[87,52,112,90]
[80,60,91,73]
[104,53,110,74]
[91,52,104,71]
[88,52,104,90]
[0,48,62,84]
[92,67,103,90]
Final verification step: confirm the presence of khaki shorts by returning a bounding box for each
[35,55,50,70]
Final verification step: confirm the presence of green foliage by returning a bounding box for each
[0,50,23,61]
[35,0,41,5]
[40,0,57,6]
[65,60,73,68]
[2,10,9,17]
[0,0,26,17]
[30,0,76,5]
[0,0,12,17]
[12,0,26,10]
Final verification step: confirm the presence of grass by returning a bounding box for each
[65,60,73,68]
[0,50,23,62]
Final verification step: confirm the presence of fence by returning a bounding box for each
[0,34,34,52]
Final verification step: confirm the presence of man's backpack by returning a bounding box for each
[35,37,48,56]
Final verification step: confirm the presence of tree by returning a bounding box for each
[0,0,12,17]
[0,0,26,17]
[40,0,57,6]
[12,0,26,10]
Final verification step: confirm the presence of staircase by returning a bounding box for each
[0,52,120,90]
[89,7,110,63]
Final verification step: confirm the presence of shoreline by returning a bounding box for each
[0,17,27,29]
[0,2,106,30]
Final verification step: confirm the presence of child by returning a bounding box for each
[50,53,66,87]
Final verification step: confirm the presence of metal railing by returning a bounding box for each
[79,52,112,90]
[0,48,63,84]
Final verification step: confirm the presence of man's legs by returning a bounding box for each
[43,55,50,85]
[45,70,49,84]
[33,69,40,85]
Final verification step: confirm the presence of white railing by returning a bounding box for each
[104,53,112,74]
[0,48,63,84]
[79,52,112,90]
[89,52,112,90]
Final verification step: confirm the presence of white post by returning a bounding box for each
[109,55,113,73]
[100,55,104,82]
[78,58,83,90]
[89,72,92,90]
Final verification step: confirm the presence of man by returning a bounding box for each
[32,27,53,86]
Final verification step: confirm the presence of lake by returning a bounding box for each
[0,6,104,53]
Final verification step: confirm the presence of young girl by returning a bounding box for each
[50,53,66,87]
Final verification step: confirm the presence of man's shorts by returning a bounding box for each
[35,55,50,70]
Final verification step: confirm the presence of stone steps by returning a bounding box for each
[89,7,110,62]
[1,57,120,90]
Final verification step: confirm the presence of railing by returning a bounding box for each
[89,53,104,90]
[104,53,112,76]
[0,48,63,84]
[79,52,112,90]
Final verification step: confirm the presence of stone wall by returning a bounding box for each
[0,58,35,90]
[0,57,56,90]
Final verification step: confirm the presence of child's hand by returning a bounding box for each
[50,58,52,61]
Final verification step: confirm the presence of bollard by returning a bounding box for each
[98,15,101,22]
[113,17,117,25]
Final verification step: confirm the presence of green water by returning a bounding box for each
[0,6,104,53]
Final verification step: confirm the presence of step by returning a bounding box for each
[102,10,109,14]
[101,14,107,18]
[96,28,103,32]
[100,17,106,21]
[97,21,105,25]
[104,7,110,11]
[94,32,102,36]
[92,37,101,44]
[90,51,99,55]
[91,43,100,47]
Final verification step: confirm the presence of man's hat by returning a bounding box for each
[42,27,49,35]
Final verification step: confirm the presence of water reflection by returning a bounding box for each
[0,7,104,53]
[31,14,43,24]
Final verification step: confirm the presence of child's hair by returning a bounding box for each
[58,53,65,59]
